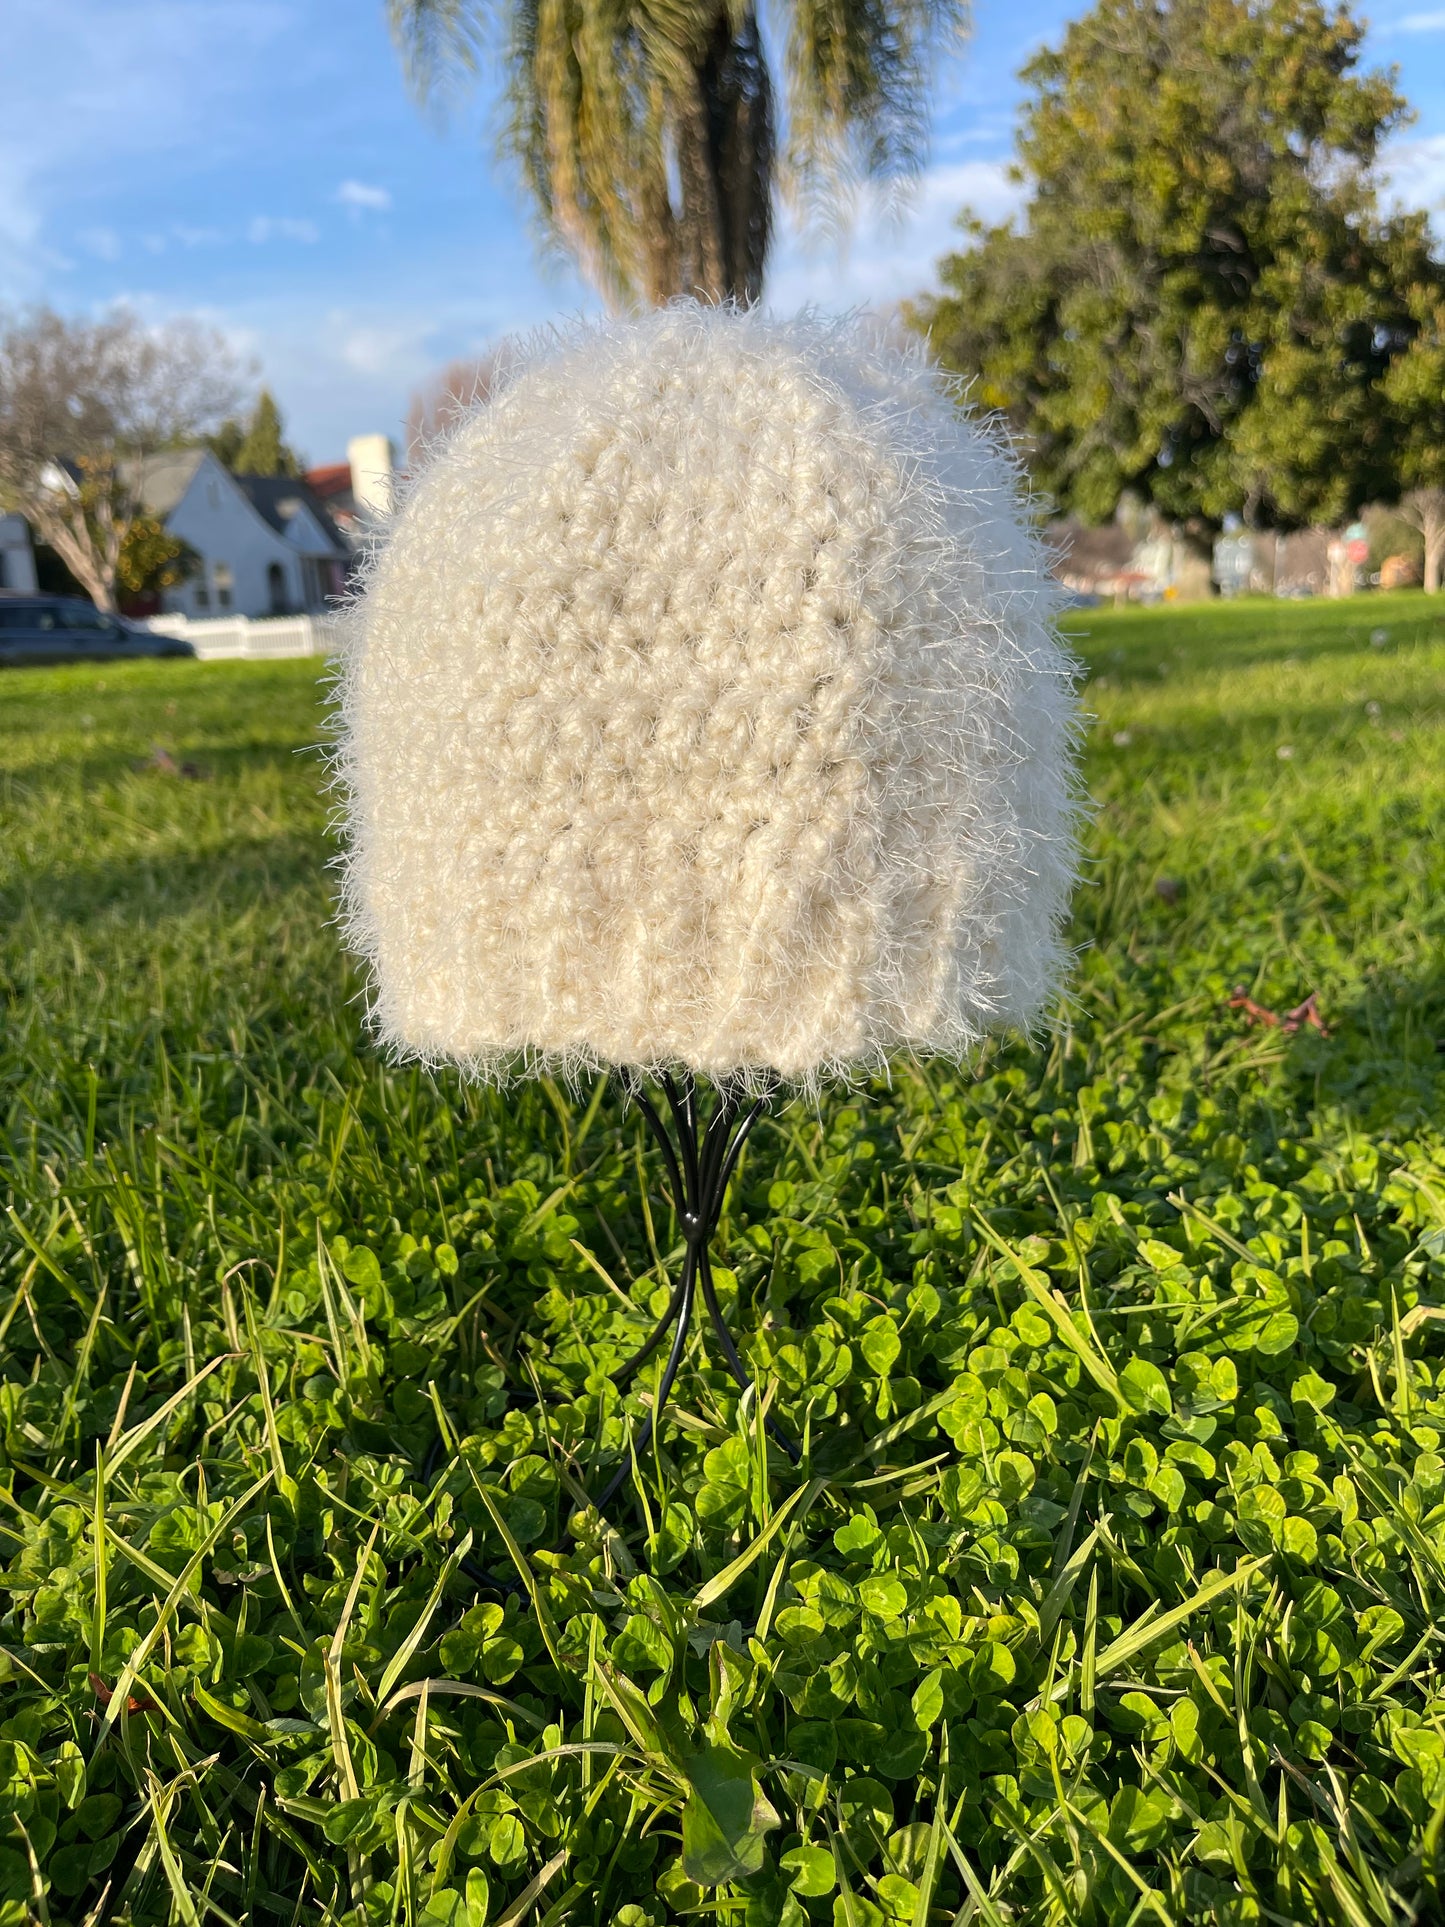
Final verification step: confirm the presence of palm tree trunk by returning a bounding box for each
[713,10,773,304]
[639,173,680,308]
[676,62,729,301]
[674,8,774,304]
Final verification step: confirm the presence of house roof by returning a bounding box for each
[129,449,209,518]
[234,475,350,557]
[76,452,349,562]
[305,463,353,502]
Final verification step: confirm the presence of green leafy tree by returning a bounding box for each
[1383,284,1445,589]
[233,388,299,477]
[388,0,967,306]
[911,0,1444,530]
[206,417,246,470]
[117,515,197,601]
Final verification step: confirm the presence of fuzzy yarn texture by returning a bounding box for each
[335,306,1081,1090]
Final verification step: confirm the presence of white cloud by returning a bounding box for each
[934,118,1018,156]
[1381,132,1445,237]
[0,149,45,293]
[336,317,437,381]
[173,224,226,248]
[248,215,321,245]
[0,0,295,288]
[336,179,393,214]
[765,159,1024,315]
[1396,10,1445,30]
[170,272,592,462]
[79,225,122,262]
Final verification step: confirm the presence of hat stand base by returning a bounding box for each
[595,1072,799,1512]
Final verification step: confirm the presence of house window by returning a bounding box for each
[267,561,287,614]
[206,480,221,510]
[195,580,211,610]
[213,563,234,610]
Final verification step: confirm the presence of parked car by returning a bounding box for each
[0,595,195,666]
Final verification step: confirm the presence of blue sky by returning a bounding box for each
[5,0,1443,464]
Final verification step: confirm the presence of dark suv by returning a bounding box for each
[0,596,195,667]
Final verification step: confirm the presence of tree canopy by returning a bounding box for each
[210,388,300,478]
[1380,282,1445,589]
[388,0,967,306]
[912,0,1445,530]
[234,389,300,478]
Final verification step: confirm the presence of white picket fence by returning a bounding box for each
[143,612,346,662]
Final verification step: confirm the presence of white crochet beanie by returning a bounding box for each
[336,306,1080,1090]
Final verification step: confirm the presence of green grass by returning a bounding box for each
[2,589,1444,1927]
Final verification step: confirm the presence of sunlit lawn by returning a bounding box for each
[2,590,1443,1926]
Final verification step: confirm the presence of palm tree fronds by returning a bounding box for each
[389,0,963,303]
[783,0,969,217]
[387,0,493,99]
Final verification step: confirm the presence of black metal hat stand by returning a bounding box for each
[597,1071,800,1510]
[431,1071,799,1592]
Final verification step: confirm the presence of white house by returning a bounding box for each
[0,513,37,594]
[305,433,396,551]
[133,450,349,619]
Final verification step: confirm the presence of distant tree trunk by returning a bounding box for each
[1402,488,1445,594]
[639,175,680,308]
[1425,515,1445,595]
[29,480,121,612]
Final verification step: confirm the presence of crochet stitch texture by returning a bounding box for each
[336,306,1080,1088]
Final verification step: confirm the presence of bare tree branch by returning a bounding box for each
[404,350,503,464]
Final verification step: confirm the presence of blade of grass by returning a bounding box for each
[106,1353,233,1476]
[1090,1558,1268,1684]
[1057,1789,1178,1927]
[693,1477,828,1613]
[971,1212,1122,1407]
[325,1522,380,1802]
[146,1773,203,1927]
[90,1447,108,1685]
[374,1528,474,1708]
[491,1848,568,1927]
[910,1732,948,1927]
[96,1475,271,1748]
[381,1678,549,1731]
[463,1465,565,1670]
[1036,1527,1099,1651]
